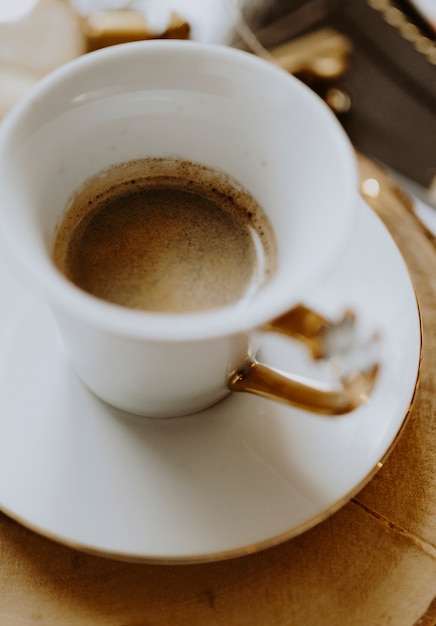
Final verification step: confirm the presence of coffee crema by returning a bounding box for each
[53,158,277,313]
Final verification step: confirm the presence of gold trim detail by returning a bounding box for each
[366,0,436,64]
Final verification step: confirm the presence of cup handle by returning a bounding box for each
[228,305,379,416]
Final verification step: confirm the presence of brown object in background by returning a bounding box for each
[235,0,436,204]
[82,10,190,52]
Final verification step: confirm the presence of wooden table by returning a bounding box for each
[0,155,435,625]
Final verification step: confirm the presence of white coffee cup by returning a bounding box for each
[0,40,376,417]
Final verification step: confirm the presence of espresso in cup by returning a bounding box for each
[0,41,368,418]
[53,157,278,313]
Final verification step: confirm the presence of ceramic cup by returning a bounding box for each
[0,40,377,418]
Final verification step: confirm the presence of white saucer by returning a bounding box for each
[0,199,421,563]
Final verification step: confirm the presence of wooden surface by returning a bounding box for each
[0,154,435,625]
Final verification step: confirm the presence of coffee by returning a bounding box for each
[53,158,277,313]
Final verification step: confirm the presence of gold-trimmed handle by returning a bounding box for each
[228,305,380,416]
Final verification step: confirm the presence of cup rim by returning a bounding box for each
[0,39,358,342]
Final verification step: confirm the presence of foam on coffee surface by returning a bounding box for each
[53,158,277,313]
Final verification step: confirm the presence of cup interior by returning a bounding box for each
[0,40,357,340]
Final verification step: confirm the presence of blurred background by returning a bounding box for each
[1,0,435,226]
